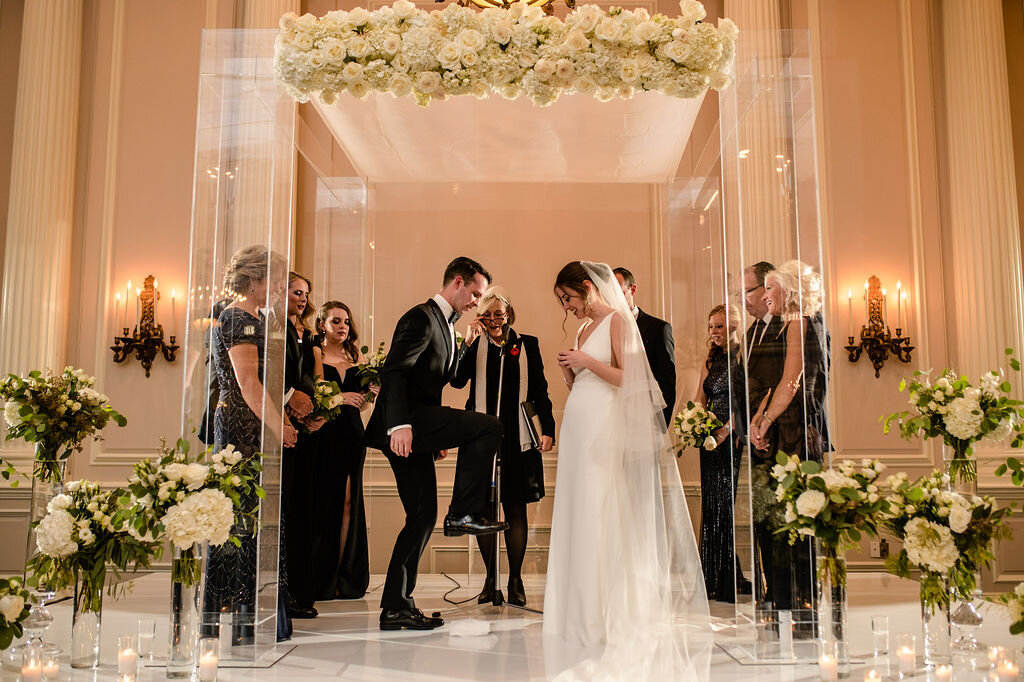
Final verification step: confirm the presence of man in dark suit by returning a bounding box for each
[366,257,506,632]
[613,267,676,426]
[743,261,785,457]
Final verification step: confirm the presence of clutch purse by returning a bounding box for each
[520,400,543,449]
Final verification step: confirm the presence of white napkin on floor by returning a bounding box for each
[447,618,492,637]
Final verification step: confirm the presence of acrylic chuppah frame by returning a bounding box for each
[180,27,827,666]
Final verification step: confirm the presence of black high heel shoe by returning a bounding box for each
[478,576,498,604]
[507,576,527,607]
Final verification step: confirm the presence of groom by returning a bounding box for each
[367,256,507,631]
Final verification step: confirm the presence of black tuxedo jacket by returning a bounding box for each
[285,321,316,398]
[366,299,461,448]
[635,308,676,425]
[743,315,786,454]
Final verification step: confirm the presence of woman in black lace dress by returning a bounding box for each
[204,245,296,643]
[694,303,749,603]
[311,301,374,600]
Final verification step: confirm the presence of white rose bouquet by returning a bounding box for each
[357,341,388,403]
[672,401,724,456]
[770,453,890,588]
[0,576,30,651]
[309,379,345,424]
[126,438,264,586]
[881,470,1010,612]
[0,367,126,484]
[882,349,1024,484]
[25,480,159,615]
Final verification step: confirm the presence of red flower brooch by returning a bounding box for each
[508,344,521,357]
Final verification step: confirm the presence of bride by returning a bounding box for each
[543,261,709,679]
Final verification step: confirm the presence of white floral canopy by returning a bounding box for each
[276,0,733,181]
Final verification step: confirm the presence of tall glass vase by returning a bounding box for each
[942,443,977,495]
[816,545,849,678]
[941,444,986,657]
[921,582,951,667]
[70,572,103,669]
[2,450,66,672]
[167,542,206,679]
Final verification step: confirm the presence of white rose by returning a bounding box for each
[342,61,364,82]
[439,42,462,70]
[182,463,209,491]
[632,20,661,44]
[381,35,402,56]
[415,71,442,93]
[347,7,370,26]
[565,29,590,52]
[784,507,797,523]
[573,75,597,94]
[678,0,707,23]
[0,594,25,623]
[718,17,739,40]
[47,494,72,513]
[533,58,556,81]
[619,59,640,84]
[555,59,575,80]
[392,0,416,19]
[347,36,371,59]
[664,40,692,64]
[460,50,479,68]
[349,80,371,99]
[785,459,798,472]
[594,18,623,42]
[500,82,521,100]
[571,6,602,33]
[456,29,486,53]
[279,12,298,31]
[947,504,972,533]
[391,53,411,73]
[795,490,827,518]
[521,4,544,24]
[78,527,95,545]
[867,492,879,503]
[1014,582,1024,598]
[491,21,513,45]
[703,435,717,450]
[389,74,414,97]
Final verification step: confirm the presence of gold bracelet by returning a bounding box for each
[763,412,774,424]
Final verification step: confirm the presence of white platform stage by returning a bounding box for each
[31,573,1022,681]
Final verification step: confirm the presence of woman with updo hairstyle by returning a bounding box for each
[749,260,831,461]
[205,244,295,643]
[309,300,373,600]
[450,286,555,607]
[693,303,751,602]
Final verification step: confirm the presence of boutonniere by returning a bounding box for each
[455,330,464,346]
[508,343,521,357]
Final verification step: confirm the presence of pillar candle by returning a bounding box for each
[818,653,838,681]
[41,659,58,680]
[118,647,137,674]
[135,288,141,330]
[124,280,131,329]
[171,289,176,337]
[847,289,853,337]
[896,280,902,329]
[198,651,218,681]
[897,645,915,674]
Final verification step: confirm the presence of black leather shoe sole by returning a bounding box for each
[443,522,509,537]
[379,619,444,631]
[287,606,318,619]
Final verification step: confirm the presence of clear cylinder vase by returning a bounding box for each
[70,573,102,669]
[921,585,951,667]
[167,542,206,678]
[816,546,849,678]
[942,443,977,495]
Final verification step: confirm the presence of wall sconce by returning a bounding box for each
[110,275,178,377]
[844,275,914,377]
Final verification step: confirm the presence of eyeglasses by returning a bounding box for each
[745,285,764,295]
[478,312,507,321]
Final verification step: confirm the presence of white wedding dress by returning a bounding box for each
[542,262,711,681]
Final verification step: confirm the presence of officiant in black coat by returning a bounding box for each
[613,267,676,425]
[365,257,506,632]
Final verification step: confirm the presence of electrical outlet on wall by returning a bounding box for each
[870,541,881,558]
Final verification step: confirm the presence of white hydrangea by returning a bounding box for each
[819,469,858,492]
[3,401,20,427]
[903,518,958,573]
[36,509,79,558]
[162,488,234,550]
[943,395,983,440]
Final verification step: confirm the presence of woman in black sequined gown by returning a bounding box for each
[695,304,747,603]
[311,301,372,600]
[204,246,296,643]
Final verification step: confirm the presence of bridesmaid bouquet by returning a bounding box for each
[0,367,126,483]
[310,379,345,423]
[672,401,723,455]
[0,576,30,651]
[26,480,159,611]
[882,349,1024,484]
[358,341,388,403]
[770,454,889,587]
[125,439,263,586]
[880,469,1010,611]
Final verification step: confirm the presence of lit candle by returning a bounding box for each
[42,657,59,680]
[135,287,141,329]
[818,653,838,681]
[21,661,41,682]
[198,639,219,682]
[171,288,176,337]
[864,280,869,320]
[896,280,902,329]
[118,647,138,674]
[125,280,131,329]
[154,279,159,327]
[864,668,881,681]
[882,288,888,327]
[998,660,1020,681]
[901,291,908,333]
[990,646,1004,665]
[847,289,853,337]
[897,645,915,674]
[934,664,952,681]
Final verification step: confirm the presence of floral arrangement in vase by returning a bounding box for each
[0,577,30,651]
[770,454,889,588]
[0,367,126,483]
[125,439,263,586]
[357,341,388,403]
[274,0,737,107]
[672,401,723,455]
[882,350,1024,484]
[881,470,1010,613]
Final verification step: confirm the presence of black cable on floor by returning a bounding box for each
[440,571,484,605]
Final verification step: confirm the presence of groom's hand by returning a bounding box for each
[391,428,413,457]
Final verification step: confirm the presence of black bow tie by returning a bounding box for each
[447,310,460,325]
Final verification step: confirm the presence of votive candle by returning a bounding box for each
[818,653,838,681]
[21,646,42,682]
[198,637,219,681]
[41,655,59,680]
[864,668,881,681]
[934,663,952,681]
[897,645,915,674]
[118,635,138,674]
[997,660,1020,681]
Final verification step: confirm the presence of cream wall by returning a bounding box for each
[1,0,1024,596]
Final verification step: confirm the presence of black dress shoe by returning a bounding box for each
[287,604,318,619]
[507,576,527,607]
[443,512,509,537]
[380,608,444,631]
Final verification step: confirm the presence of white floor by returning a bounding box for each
[11,572,1023,681]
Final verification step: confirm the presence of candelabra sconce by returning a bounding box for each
[844,275,914,378]
[110,275,179,377]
